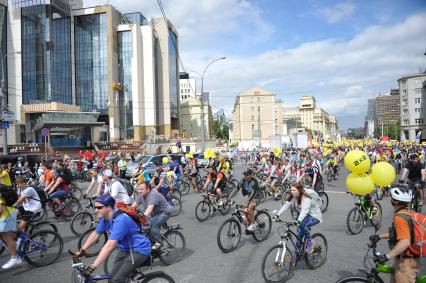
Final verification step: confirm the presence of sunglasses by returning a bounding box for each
[94,206,105,210]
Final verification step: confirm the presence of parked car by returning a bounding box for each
[196,154,209,168]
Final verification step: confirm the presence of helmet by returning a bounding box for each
[390,186,412,203]
[103,169,113,177]
[243,168,253,176]
[409,153,419,160]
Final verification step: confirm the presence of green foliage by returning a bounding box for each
[374,121,400,140]
[213,120,229,141]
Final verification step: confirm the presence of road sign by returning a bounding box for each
[1,121,9,129]
[1,111,15,122]
[41,128,49,138]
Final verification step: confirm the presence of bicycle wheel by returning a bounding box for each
[169,197,182,217]
[318,192,329,213]
[305,233,327,269]
[141,272,176,283]
[195,200,211,222]
[336,277,380,283]
[180,181,190,195]
[327,172,332,182]
[317,181,325,192]
[217,218,241,253]
[63,197,82,218]
[78,227,108,257]
[70,211,95,236]
[346,207,364,235]
[218,195,231,215]
[252,211,272,242]
[71,187,83,200]
[261,244,294,283]
[32,208,48,222]
[28,221,58,237]
[370,202,382,227]
[159,230,186,265]
[273,184,284,201]
[171,189,181,201]
[375,188,384,200]
[22,230,63,267]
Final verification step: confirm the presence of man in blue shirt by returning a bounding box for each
[74,195,151,283]
[169,156,181,189]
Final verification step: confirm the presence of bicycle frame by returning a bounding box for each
[0,231,48,258]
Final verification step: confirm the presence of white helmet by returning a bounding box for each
[390,186,412,203]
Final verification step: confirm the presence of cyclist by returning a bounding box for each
[399,153,425,206]
[132,182,174,250]
[303,162,323,192]
[74,195,151,283]
[202,166,227,215]
[13,176,41,232]
[168,156,181,190]
[273,182,322,253]
[153,162,171,201]
[265,160,279,198]
[84,166,104,198]
[0,164,12,188]
[118,157,127,179]
[326,154,339,177]
[44,169,69,210]
[102,169,128,202]
[239,168,262,232]
[187,156,199,192]
[369,186,421,283]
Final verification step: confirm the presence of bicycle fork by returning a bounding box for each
[274,241,288,266]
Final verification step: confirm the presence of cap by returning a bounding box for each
[103,169,113,177]
[243,168,253,176]
[95,194,115,208]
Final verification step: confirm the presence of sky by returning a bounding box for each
[84,0,426,130]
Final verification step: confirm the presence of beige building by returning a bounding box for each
[179,97,213,139]
[231,87,284,147]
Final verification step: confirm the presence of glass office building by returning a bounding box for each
[117,31,133,140]
[0,4,7,86]
[21,3,72,104]
[168,30,179,119]
[123,12,147,26]
[74,13,108,114]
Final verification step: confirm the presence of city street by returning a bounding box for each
[0,165,422,283]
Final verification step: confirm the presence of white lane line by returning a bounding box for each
[325,190,348,194]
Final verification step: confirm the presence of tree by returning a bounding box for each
[213,120,229,141]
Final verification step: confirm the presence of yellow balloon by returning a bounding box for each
[162,157,169,164]
[189,151,194,156]
[274,152,280,157]
[346,173,375,195]
[371,162,396,187]
[185,154,190,159]
[344,150,370,173]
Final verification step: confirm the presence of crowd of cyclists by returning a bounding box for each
[0,141,425,282]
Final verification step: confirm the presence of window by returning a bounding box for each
[403,109,408,115]
[415,79,421,84]
[415,98,422,104]
[258,106,260,112]
[415,108,424,113]
[257,97,260,102]
[415,88,422,94]
[251,124,255,130]
[251,116,254,121]
[401,80,407,86]
[404,120,409,125]
[251,106,254,111]
[415,119,424,124]
[403,89,408,95]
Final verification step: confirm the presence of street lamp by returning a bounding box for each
[0,51,21,155]
[191,57,226,152]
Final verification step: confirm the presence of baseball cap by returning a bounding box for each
[95,195,115,208]
[243,168,253,176]
[103,169,113,177]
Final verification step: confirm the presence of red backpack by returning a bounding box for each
[396,210,426,257]
[113,202,151,233]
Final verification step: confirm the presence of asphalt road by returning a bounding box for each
[1,165,424,283]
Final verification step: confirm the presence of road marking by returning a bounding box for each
[325,190,347,194]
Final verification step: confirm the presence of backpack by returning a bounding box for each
[113,202,150,233]
[395,210,426,257]
[60,168,73,185]
[305,188,322,207]
[0,184,19,207]
[31,186,49,208]
[117,179,134,196]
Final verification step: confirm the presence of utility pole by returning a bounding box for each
[381,122,384,136]
[257,105,261,147]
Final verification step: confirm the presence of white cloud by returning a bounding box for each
[319,2,357,24]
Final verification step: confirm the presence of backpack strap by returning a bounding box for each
[395,211,415,245]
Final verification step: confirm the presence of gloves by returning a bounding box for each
[369,235,380,244]
[82,264,96,278]
[73,248,86,261]
[292,220,300,226]
[376,254,389,264]
[272,215,280,222]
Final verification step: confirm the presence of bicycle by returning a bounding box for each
[70,197,98,236]
[346,192,382,235]
[335,237,426,283]
[47,194,82,219]
[0,229,63,267]
[69,251,176,283]
[287,190,329,220]
[407,180,424,213]
[194,190,231,222]
[216,201,272,253]
[261,219,327,282]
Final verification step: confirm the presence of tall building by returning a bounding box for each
[179,72,197,101]
[398,72,426,141]
[179,96,212,139]
[374,90,400,137]
[1,1,180,146]
[214,109,227,124]
[364,99,376,137]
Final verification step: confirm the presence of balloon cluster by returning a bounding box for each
[344,150,396,195]
[203,148,216,159]
[162,157,169,164]
[272,146,282,158]
[185,150,195,159]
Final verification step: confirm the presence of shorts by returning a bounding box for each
[50,189,68,199]
[18,206,35,222]
[208,188,218,195]
[0,209,17,233]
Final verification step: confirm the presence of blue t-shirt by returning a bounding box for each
[173,161,181,175]
[142,170,151,182]
[96,211,151,255]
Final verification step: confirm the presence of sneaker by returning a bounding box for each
[305,240,313,253]
[151,243,161,251]
[247,224,258,231]
[217,199,223,206]
[2,256,22,269]
[210,207,216,216]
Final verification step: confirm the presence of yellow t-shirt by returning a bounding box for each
[0,195,15,221]
[220,161,230,174]
[0,170,12,187]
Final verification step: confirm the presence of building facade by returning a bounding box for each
[364,99,376,137]
[179,72,196,101]
[374,90,400,137]
[398,73,426,141]
[179,96,212,139]
[1,1,180,146]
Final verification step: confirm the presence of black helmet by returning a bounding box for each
[409,153,419,160]
[243,168,253,176]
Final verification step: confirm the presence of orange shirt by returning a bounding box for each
[394,212,420,256]
[44,170,53,184]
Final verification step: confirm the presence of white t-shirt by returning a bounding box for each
[91,175,103,186]
[104,180,128,202]
[19,187,42,213]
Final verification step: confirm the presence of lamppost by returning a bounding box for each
[0,51,21,155]
[191,57,226,152]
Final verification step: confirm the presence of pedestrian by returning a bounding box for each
[0,165,12,188]
[176,138,183,152]
[118,157,127,179]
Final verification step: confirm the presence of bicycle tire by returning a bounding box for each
[318,192,329,213]
[169,196,182,217]
[32,208,48,222]
[23,230,63,267]
[346,207,364,235]
[274,184,284,200]
[252,211,272,242]
[141,272,176,283]
[28,221,58,237]
[78,227,108,257]
[180,181,190,195]
[327,172,333,182]
[195,200,211,222]
[71,186,83,200]
[261,244,294,283]
[159,230,186,265]
[376,188,384,200]
[63,197,82,218]
[218,195,231,215]
[305,233,327,269]
[370,202,382,227]
[217,218,241,253]
[336,276,383,283]
[70,211,95,236]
